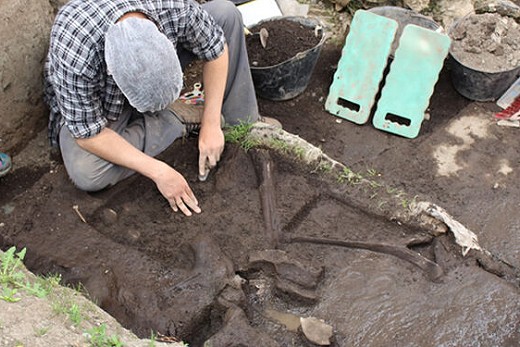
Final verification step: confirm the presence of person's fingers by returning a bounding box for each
[199,153,209,177]
[208,154,218,169]
[184,195,201,214]
[183,188,201,212]
[175,198,192,217]
[170,200,178,213]
[171,187,201,216]
[187,188,199,207]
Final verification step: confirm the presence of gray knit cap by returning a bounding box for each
[105,17,183,113]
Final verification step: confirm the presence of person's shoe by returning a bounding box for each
[0,152,12,177]
[168,100,226,134]
[257,116,282,129]
[168,100,204,134]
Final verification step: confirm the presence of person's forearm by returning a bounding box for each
[202,44,228,127]
[76,127,168,181]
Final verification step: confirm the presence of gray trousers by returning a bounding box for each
[60,0,259,192]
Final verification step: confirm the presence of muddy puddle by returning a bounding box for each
[1,132,518,346]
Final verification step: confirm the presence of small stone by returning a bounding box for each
[127,229,141,240]
[249,249,323,288]
[275,278,319,304]
[101,208,118,226]
[300,316,333,345]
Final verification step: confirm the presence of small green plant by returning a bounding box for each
[400,195,418,210]
[68,303,83,326]
[149,331,157,347]
[52,294,86,327]
[267,138,291,153]
[366,168,379,177]
[52,299,68,315]
[265,138,308,159]
[0,247,26,286]
[224,122,262,151]
[0,287,20,302]
[86,324,123,347]
[313,161,333,173]
[35,326,50,337]
[224,122,253,144]
[293,146,305,160]
[0,247,52,302]
[338,167,363,184]
[368,179,383,189]
[241,137,261,151]
[40,273,62,291]
[385,185,398,194]
[21,279,48,298]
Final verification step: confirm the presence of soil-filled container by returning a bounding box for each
[368,6,442,57]
[246,16,326,101]
[448,12,520,101]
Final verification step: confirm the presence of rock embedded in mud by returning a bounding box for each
[100,207,118,226]
[127,228,141,241]
[275,278,319,304]
[248,249,323,288]
[300,316,333,346]
[217,279,248,308]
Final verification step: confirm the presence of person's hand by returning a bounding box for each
[198,124,225,180]
[154,164,201,216]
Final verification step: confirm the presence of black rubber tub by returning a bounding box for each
[448,12,520,101]
[248,16,326,101]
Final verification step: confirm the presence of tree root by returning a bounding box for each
[286,235,443,282]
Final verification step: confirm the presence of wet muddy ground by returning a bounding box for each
[1,41,520,346]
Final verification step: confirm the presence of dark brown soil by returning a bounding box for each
[246,18,322,67]
[2,20,520,347]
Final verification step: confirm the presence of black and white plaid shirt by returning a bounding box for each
[44,0,225,147]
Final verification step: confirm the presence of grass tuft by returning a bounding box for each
[85,324,123,347]
[0,247,53,302]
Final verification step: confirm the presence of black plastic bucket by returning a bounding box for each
[448,56,520,102]
[448,13,520,101]
[249,16,326,101]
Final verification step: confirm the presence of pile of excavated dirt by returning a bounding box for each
[449,12,520,72]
